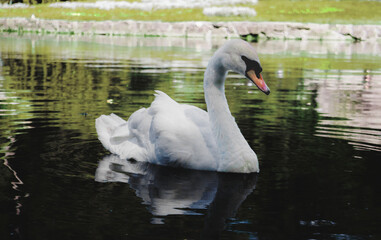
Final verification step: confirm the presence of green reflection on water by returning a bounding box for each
[1,34,381,239]
[1,35,381,145]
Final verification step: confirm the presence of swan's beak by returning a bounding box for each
[246,70,270,95]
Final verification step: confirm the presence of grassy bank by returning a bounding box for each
[0,0,381,25]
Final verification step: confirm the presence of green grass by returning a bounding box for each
[0,0,380,24]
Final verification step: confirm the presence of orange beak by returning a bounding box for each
[246,70,270,95]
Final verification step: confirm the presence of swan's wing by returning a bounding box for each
[149,91,218,170]
[183,106,218,155]
[96,91,218,171]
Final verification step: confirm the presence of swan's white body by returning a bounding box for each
[96,39,270,173]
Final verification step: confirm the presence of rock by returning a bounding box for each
[0,18,380,42]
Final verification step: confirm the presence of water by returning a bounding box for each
[0,34,380,240]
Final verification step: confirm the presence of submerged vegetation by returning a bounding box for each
[0,0,380,24]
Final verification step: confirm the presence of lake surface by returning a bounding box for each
[0,34,380,240]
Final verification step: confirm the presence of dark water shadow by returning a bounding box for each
[95,155,257,239]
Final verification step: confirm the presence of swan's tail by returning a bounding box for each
[95,113,129,153]
[95,113,147,161]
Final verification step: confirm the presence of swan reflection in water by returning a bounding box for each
[95,155,257,238]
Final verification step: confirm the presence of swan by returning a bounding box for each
[96,39,270,173]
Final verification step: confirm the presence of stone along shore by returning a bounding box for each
[1,17,380,41]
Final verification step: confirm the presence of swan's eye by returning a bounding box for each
[241,56,262,78]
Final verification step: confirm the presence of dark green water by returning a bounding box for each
[0,35,380,240]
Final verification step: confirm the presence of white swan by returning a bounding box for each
[96,39,270,173]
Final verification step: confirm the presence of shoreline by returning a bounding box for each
[1,33,379,58]
[1,17,380,41]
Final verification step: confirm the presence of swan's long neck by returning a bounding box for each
[204,54,259,173]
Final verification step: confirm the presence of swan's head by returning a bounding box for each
[218,39,270,95]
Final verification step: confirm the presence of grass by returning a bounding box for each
[0,0,380,25]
